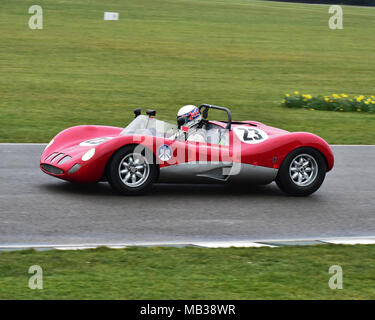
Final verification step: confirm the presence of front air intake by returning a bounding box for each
[45,152,58,161]
[51,153,64,163]
[68,164,81,174]
[41,164,64,175]
[58,155,72,165]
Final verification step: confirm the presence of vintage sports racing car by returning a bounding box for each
[40,104,334,196]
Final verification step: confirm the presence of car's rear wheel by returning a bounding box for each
[107,145,157,195]
[275,147,327,196]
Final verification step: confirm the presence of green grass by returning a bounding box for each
[1,0,375,143]
[1,245,375,299]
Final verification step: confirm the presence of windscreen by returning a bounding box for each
[121,115,177,138]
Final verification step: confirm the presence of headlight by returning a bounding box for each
[81,148,95,161]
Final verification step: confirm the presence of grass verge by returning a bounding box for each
[1,0,375,143]
[1,245,375,299]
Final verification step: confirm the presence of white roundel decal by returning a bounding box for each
[234,127,269,144]
[79,137,114,147]
[158,144,173,161]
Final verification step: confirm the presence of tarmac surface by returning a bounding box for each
[0,144,374,245]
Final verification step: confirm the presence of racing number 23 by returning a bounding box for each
[234,127,269,144]
[237,128,263,141]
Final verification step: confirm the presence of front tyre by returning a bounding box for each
[276,147,327,196]
[107,145,157,195]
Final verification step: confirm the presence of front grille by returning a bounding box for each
[41,164,64,175]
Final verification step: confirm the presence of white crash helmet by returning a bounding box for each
[177,105,202,128]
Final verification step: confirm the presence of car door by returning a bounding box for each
[157,128,235,183]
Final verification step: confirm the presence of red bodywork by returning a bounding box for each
[40,120,334,184]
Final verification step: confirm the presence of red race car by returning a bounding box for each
[40,104,334,196]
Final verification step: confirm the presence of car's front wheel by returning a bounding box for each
[275,147,327,196]
[107,145,157,195]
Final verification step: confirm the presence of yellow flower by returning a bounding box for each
[282,99,286,103]
[372,101,375,104]
[341,94,348,98]
[324,97,329,102]
[339,108,344,112]
[294,91,299,95]
[310,108,315,111]
[365,101,370,105]
[332,94,340,99]
[357,108,361,112]
[356,95,364,102]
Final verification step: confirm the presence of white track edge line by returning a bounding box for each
[2,236,375,250]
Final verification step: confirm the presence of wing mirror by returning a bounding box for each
[146,109,156,117]
[134,108,141,118]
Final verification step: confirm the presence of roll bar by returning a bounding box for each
[198,104,232,131]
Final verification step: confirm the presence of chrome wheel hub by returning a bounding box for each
[118,153,150,188]
[289,154,318,187]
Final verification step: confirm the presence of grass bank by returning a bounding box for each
[1,0,375,143]
[1,245,375,299]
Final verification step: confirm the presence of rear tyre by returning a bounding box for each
[107,145,157,195]
[275,147,327,196]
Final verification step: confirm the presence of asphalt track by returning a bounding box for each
[0,144,374,246]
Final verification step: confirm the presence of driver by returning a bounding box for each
[175,105,206,143]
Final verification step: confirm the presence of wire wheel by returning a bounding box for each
[289,153,318,187]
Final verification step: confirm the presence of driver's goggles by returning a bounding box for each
[177,115,190,124]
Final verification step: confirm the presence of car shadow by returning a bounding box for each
[39,181,116,196]
[152,183,285,197]
[39,181,286,198]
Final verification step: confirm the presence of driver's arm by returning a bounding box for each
[187,130,206,143]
